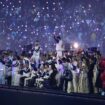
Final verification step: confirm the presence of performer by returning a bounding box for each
[31,41,41,69]
[98,58,105,95]
[100,58,105,96]
[11,56,20,86]
[87,57,95,94]
[0,57,5,85]
[54,35,64,60]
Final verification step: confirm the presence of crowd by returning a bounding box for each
[0,0,105,97]
[0,42,105,96]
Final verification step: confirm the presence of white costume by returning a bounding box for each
[23,57,31,69]
[72,61,80,92]
[78,62,88,93]
[12,60,20,86]
[33,46,40,60]
[0,62,5,84]
[55,63,64,87]
[67,62,73,93]
[32,45,40,68]
[56,40,64,59]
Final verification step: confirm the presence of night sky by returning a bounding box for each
[0,0,105,53]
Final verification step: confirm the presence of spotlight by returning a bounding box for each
[73,42,79,49]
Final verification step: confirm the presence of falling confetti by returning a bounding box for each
[0,0,105,53]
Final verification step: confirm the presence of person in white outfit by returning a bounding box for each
[12,56,20,86]
[31,41,40,69]
[67,59,73,93]
[0,58,5,85]
[72,58,80,92]
[54,35,64,60]
[55,60,64,89]
[78,59,88,93]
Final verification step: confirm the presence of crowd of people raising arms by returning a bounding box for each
[0,35,105,96]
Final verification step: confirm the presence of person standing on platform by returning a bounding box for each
[54,35,64,61]
[31,41,41,69]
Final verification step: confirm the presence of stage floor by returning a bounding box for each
[0,85,105,105]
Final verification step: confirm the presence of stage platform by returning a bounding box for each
[0,85,105,105]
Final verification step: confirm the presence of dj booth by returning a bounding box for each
[0,85,105,105]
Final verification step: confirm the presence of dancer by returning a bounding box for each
[54,35,64,60]
[31,41,41,69]
[12,56,20,86]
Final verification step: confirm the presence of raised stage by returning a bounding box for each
[0,85,105,105]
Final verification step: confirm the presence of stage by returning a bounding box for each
[0,85,105,105]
